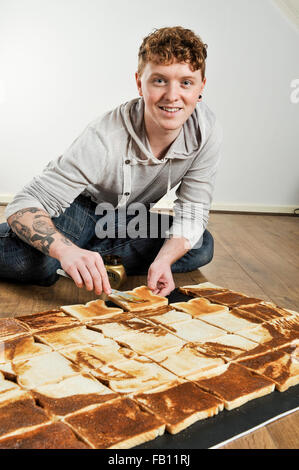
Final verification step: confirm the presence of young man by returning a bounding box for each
[0,26,222,297]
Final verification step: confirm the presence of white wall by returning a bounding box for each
[0,0,298,210]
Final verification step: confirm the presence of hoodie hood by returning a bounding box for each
[120,97,202,165]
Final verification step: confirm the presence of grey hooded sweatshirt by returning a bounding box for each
[5,97,222,248]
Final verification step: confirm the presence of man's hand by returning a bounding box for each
[147,236,191,297]
[58,245,111,295]
[8,207,111,296]
[147,260,175,297]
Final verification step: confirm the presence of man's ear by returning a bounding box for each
[135,72,143,97]
[198,77,207,102]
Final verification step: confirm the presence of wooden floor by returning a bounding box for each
[0,207,298,449]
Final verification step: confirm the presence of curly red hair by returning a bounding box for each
[137,26,208,79]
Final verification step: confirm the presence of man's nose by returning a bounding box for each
[163,82,180,101]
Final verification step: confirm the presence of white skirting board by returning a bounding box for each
[211,203,298,214]
[0,194,297,214]
[0,194,14,205]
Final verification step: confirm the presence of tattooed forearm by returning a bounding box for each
[14,207,41,220]
[61,237,73,246]
[32,218,56,236]
[8,207,75,256]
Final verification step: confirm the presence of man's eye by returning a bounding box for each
[154,78,165,84]
[182,80,192,86]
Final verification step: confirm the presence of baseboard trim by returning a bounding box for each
[210,203,298,214]
[0,194,298,215]
[0,194,14,205]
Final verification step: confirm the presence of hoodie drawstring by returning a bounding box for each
[167,159,172,194]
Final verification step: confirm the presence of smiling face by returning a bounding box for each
[135,59,206,138]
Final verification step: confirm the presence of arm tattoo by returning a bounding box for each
[61,236,73,246]
[9,207,73,256]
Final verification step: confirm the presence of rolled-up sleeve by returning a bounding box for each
[5,127,106,220]
[166,120,223,248]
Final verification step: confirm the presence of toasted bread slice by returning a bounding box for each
[61,299,123,323]
[17,310,80,333]
[0,317,31,342]
[0,335,52,363]
[171,297,229,317]
[203,291,263,307]
[236,302,296,321]
[14,351,80,389]
[237,344,299,392]
[134,381,224,434]
[0,422,90,449]
[92,355,177,394]
[159,318,226,343]
[194,334,270,363]
[116,325,186,356]
[194,309,264,334]
[60,342,137,372]
[195,363,275,410]
[32,373,118,418]
[63,397,165,449]
[178,282,228,297]
[0,391,50,439]
[136,308,192,327]
[34,325,115,350]
[0,378,24,404]
[88,314,152,339]
[0,362,16,381]
[108,286,168,312]
[149,344,225,380]
[238,317,299,349]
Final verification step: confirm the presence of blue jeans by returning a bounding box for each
[0,195,214,286]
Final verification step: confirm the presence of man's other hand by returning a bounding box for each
[147,260,175,297]
[59,246,111,295]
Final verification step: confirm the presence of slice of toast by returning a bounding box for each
[0,335,52,363]
[202,291,263,307]
[134,380,224,434]
[237,343,299,392]
[88,314,152,340]
[17,310,80,333]
[170,297,229,316]
[0,378,24,404]
[237,317,299,350]
[63,397,165,449]
[144,309,192,327]
[194,334,270,363]
[32,373,118,418]
[193,309,264,334]
[0,390,50,439]
[92,355,177,395]
[34,325,116,350]
[236,302,296,321]
[61,299,123,323]
[0,422,90,449]
[0,318,31,342]
[149,344,225,380]
[60,342,138,372]
[116,325,186,356]
[178,282,228,297]
[108,286,168,312]
[195,363,275,410]
[159,318,226,343]
[14,351,80,389]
